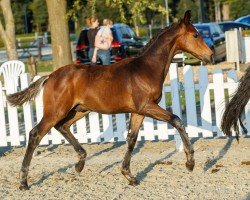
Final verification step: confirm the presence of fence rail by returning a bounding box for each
[1,63,249,150]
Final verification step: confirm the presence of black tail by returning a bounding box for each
[221,68,250,141]
[6,76,49,107]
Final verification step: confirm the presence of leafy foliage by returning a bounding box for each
[105,0,167,25]
[29,0,48,32]
[228,0,250,19]
[11,0,26,34]
[176,0,198,22]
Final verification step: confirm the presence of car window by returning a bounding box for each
[197,28,210,38]
[120,26,133,39]
[195,26,211,38]
[127,27,136,38]
[241,17,250,24]
[213,24,223,35]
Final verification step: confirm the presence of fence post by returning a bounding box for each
[170,63,183,151]
[115,114,127,142]
[245,101,250,136]
[33,76,49,145]
[50,128,62,145]
[20,73,34,146]
[227,70,239,136]
[76,117,88,143]
[183,65,198,137]
[6,78,20,146]
[88,112,101,143]
[0,82,7,146]
[198,66,213,137]
[149,24,152,39]
[141,117,155,141]
[213,69,225,136]
[155,87,168,140]
[102,114,114,142]
[37,40,42,61]
[234,29,240,71]
[71,41,76,62]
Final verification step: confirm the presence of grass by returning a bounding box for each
[23,60,53,74]
[36,61,53,73]
[165,89,230,107]
[166,90,201,106]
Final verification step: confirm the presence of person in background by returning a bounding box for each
[86,16,99,64]
[92,19,113,65]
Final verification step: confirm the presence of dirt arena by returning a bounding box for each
[0,137,249,200]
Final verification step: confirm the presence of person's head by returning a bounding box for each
[86,16,99,28]
[103,19,113,27]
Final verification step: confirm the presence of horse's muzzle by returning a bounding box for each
[203,54,214,64]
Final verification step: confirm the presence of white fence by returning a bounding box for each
[1,63,250,150]
[225,29,250,65]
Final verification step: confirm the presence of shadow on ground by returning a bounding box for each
[30,141,126,187]
[203,138,233,171]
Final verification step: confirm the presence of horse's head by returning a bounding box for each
[176,10,213,63]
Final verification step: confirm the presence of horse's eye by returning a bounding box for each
[193,33,199,38]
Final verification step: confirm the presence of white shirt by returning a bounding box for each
[97,26,112,38]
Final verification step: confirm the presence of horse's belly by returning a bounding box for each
[80,93,135,114]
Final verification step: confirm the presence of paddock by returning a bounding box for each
[0,138,249,199]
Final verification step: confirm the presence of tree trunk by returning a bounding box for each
[0,0,18,60]
[46,0,72,70]
[222,4,230,21]
[132,18,139,37]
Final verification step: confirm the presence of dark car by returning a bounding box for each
[184,23,226,64]
[235,15,250,25]
[218,21,250,32]
[76,23,144,64]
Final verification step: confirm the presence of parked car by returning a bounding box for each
[76,23,145,64]
[218,21,250,32]
[235,15,250,25]
[184,23,226,64]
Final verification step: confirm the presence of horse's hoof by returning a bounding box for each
[19,183,29,191]
[128,178,139,186]
[75,161,85,173]
[185,160,195,172]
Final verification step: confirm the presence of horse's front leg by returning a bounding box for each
[121,113,144,186]
[142,103,195,171]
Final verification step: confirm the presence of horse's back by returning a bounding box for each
[44,63,135,113]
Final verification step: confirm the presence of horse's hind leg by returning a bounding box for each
[121,113,144,186]
[142,103,194,171]
[55,108,90,173]
[19,117,55,190]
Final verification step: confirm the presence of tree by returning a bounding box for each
[0,0,18,60]
[105,0,167,35]
[11,0,25,34]
[176,0,199,22]
[228,0,250,19]
[215,0,250,20]
[29,0,48,32]
[46,0,72,70]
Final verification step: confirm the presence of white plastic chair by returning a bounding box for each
[0,60,25,93]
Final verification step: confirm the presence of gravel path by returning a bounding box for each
[0,137,249,200]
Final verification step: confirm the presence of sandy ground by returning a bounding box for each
[0,137,249,200]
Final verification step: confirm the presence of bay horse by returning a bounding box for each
[7,10,213,190]
[221,67,250,140]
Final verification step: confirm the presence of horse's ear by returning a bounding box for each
[183,10,191,24]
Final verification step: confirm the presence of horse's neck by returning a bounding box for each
[141,30,179,83]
